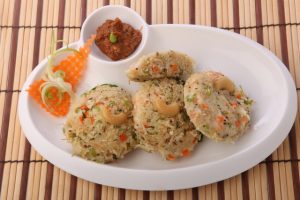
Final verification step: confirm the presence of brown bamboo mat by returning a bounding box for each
[0,0,299,199]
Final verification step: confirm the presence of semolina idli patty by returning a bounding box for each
[126,50,195,82]
[184,71,253,142]
[133,78,200,160]
[63,84,137,163]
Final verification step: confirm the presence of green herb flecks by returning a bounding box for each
[244,98,253,105]
[101,83,118,87]
[186,94,196,102]
[88,148,97,157]
[203,85,212,96]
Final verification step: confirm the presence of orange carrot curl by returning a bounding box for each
[27,34,96,117]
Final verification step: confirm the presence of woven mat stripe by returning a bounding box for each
[2,0,38,199]
[18,0,43,199]
[285,0,300,90]
[44,0,65,199]
[0,0,14,26]
[285,0,300,132]
[235,1,252,200]
[267,1,286,199]
[0,0,21,199]
[281,0,300,199]
[254,0,276,199]
[279,0,300,199]
[261,1,291,199]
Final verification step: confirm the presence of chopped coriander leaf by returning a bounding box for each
[88,148,97,157]
[202,124,209,129]
[244,99,253,105]
[186,94,196,102]
[203,85,212,96]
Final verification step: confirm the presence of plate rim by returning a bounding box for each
[18,24,298,190]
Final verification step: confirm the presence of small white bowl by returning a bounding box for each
[80,5,149,64]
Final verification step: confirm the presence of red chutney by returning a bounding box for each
[95,18,142,61]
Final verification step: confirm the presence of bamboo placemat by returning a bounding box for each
[0,0,299,199]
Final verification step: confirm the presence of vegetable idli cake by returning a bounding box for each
[184,71,253,142]
[126,50,195,81]
[133,78,200,160]
[63,84,137,163]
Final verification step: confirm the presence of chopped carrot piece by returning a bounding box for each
[236,93,242,99]
[170,64,179,73]
[199,103,209,110]
[96,102,104,106]
[80,105,89,111]
[182,149,190,157]
[119,133,128,142]
[216,115,225,123]
[230,102,238,109]
[241,116,249,124]
[85,111,90,118]
[79,116,84,124]
[90,117,95,125]
[167,154,176,161]
[235,120,241,127]
[151,65,160,73]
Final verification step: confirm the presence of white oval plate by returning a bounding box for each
[18,6,297,191]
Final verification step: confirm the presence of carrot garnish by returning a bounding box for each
[27,33,96,117]
[27,80,71,117]
[53,35,96,89]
